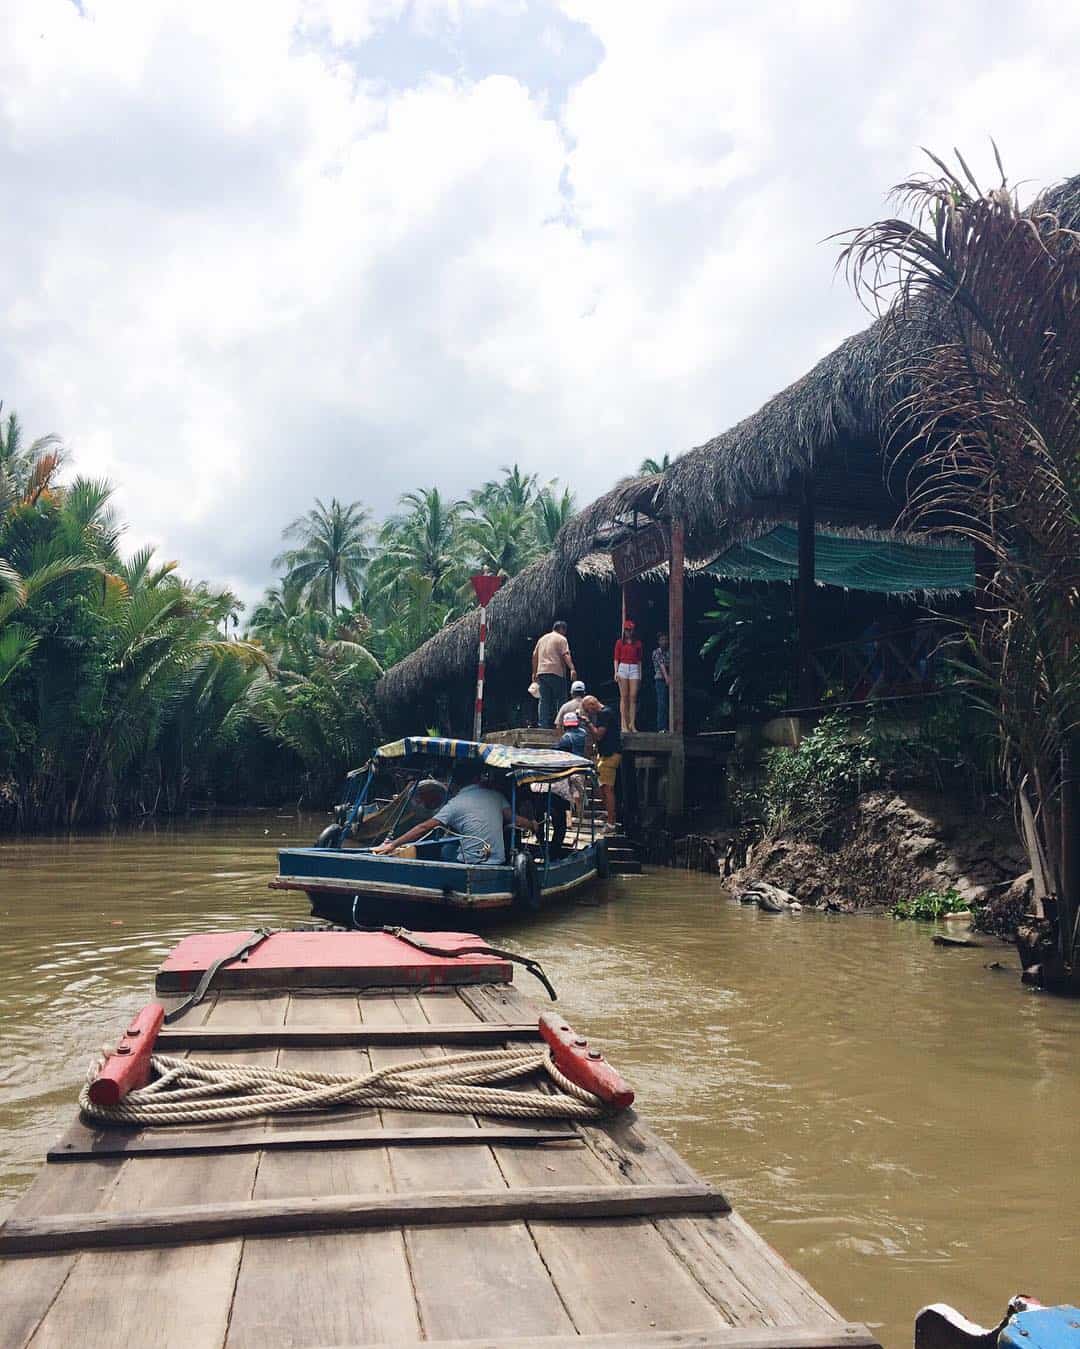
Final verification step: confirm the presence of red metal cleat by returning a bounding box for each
[539,1012,634,1109]
[88,1003,165,1107]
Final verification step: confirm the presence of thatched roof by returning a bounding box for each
[554,311,921,569]
[556,169,1080,569]
[376,169,1080,720]
[375,551,614,716]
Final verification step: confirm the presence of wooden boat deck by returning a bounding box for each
[0,975,880,1349]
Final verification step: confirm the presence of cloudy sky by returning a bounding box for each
[2,0,1077,604]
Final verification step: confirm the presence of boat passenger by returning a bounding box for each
[405,778,448,823]
[580,695,621,834]
[373,760,533,864]
[549,713,587,852]
[555,679,587,729]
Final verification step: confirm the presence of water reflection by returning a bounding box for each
[1,816,1078,1347]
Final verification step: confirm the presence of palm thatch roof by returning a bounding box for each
[556,171,1080,568]
[376,169,1080,720]
[375,551,614,716]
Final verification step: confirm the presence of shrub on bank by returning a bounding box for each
[761,715,879,842]
[892,887,969,921]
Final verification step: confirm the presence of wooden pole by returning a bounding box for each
[667,521,686,819]
[1060,732,1079,977]
[473,603,488,742]
[797,474,816,709]
[668,521,685,736]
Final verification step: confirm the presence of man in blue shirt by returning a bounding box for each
[374,761,533,864]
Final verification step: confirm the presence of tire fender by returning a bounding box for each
[315,824,344,849]
[594,837,611,880]
[512,850,541,911]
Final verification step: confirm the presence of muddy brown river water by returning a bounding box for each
[1,814,1078,1347]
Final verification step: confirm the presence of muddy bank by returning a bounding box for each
[727,789,1029,919]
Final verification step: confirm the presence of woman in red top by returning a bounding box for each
[613,619,644,732]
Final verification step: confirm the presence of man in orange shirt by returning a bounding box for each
[531,620,577,730]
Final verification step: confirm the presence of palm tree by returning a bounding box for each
[472,464,538,512]
[464,497,540,578]
[274,498,371,618]
[0,405,64,506]
[373,487,468,606]
[639,453,673,475]
[533,485,576,549]
[840,151,1080,984]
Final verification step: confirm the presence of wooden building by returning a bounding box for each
[373,281,979,821]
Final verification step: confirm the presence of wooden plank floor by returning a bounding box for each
[0,980,881,1349]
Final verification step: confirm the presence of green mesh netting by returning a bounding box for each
[704,526,974,594]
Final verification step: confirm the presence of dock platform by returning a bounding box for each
[0,936,880,1349]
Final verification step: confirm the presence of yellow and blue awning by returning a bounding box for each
[375,737,593,784]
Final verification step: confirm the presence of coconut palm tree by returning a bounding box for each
[463,497,540,578]
[0,405,64,506]
[372,487,468,607]
[274,497,371,618]
[639,453,673,475]
[533,485,576,549]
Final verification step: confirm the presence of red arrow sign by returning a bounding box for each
[470,573,503,607]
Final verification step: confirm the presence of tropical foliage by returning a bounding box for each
[840,151,1080,977]
[0,445,272,827]
[1,429,577,829]
[892,887,969,921]
[760,715,880,841]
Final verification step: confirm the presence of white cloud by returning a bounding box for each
[0,0,1076,602]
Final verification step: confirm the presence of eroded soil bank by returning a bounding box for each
[728,789,1030,922]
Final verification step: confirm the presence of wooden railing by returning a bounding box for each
[810,624,950,706]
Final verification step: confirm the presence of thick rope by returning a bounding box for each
[80,1046,608,1126]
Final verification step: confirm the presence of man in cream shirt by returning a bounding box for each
[531,620,577,730]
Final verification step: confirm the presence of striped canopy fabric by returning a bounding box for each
[375,737,593,784]
[704,526,974,595]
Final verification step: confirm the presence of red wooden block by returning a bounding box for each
[539,1012,635,1109]
[155,930,513,993]
[88,1003,165,1107]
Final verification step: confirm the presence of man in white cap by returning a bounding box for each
[555,679,587,729]
[534,710,587,853]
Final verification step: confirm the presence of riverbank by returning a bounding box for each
[712,788,1030,922]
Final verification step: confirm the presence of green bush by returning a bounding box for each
[761,714,879,841]
[892,887,969,920]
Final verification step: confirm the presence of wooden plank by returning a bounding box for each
[0,1181,722,1262]
[49,1122,579,1161]
[362,991,576,1342]
[226,990,419,1349]
[24,994,285,1349]
[452,987,736,1337]
[459,983,842,1334]
[157,1021,538,1049]
[320,1328,880,1348]
[0,995,216,1349]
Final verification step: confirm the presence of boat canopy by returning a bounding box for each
[374,736,593,785]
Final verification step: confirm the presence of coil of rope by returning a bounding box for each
[80,1045,609,1126]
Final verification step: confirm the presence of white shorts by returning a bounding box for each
[616,663,641,680]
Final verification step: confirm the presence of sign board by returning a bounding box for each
[470,573,503,607]
[612,524,668,584]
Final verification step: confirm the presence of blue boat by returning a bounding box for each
[271,736,610,925]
